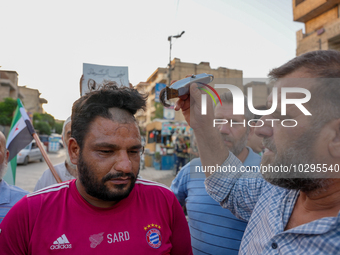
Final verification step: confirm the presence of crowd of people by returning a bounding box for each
[0,50,339,254]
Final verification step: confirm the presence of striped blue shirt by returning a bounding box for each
[171,148,261,254]
[0,180,28,223]
[205,152,340,255]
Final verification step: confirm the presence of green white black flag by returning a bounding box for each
[4,99,33,184]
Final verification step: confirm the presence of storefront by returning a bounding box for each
[145,119,190,170]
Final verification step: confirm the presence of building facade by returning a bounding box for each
[0,71,23,102]
[0,70,47,114]
[18,86,48,114]
[294,0,340,55]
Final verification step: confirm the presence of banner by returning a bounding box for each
[163,105,175,120]
[155,83,166,103]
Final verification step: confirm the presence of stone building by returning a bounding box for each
[0,71,23,102]
[18,86,48,114]
[0,70,47,114]
[294,0,340,55]
[135,58,243,127]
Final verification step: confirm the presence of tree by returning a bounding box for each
[54,122,63,134]
[34,121,51,135]
[33,113,60,135]
[0,98,17,126]
[0,98,62,135]
[34,113,55,127]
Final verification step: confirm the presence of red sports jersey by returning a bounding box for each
[0,179,192,255]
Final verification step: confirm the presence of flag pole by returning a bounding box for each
[19,107,62,183]
[32,133,62,183]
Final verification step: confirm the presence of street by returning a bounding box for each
[14,148,175,193]
[15,149,66,192]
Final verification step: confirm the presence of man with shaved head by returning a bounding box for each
[34,116,77,191]
[0,85,192,254]
[0,131,28,223]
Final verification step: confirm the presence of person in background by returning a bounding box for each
[247,105,266,155]
[0,131,28,223]
[171,92,261,254]
[34,116,77,191]
[175,135,189,175]
[188,134,199,159]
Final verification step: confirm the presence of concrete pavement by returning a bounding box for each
[139,167,175,187]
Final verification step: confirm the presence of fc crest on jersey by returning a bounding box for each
[146,228,162,249]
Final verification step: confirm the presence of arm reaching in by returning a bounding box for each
[172,77,266,220]
[174,82,228,177]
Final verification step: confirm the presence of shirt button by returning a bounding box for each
[272,242,278,249]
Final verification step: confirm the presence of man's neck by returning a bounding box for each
[65,161,77,178]
[300,179,340,214]
[285,179,340,230]
[236,147,249,163]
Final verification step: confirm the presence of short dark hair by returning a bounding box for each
[71,84,147,149]
[269,50,340,80]
[269,50,340,128]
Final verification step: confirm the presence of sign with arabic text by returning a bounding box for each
[82,63,129,96]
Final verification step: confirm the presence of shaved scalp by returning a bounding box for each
[71,84,147,149]
[108,108,135,124]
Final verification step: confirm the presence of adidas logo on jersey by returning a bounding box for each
[50,234,72,250]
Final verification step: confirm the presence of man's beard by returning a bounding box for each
[261,126,329,193]
[0,161,8,180]
[77,151,138,202]
[220,133,248,157]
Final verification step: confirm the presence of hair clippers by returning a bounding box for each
[159,73,214,107]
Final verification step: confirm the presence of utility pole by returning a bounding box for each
[167,31,185,87]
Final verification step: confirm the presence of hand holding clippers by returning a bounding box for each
[159,73,214,107]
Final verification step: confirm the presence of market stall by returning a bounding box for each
[145,119,190,170]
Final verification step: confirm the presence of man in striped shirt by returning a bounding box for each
[171,92,261,254]
[174,50,340,254]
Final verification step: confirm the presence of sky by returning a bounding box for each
[1,0,304,120]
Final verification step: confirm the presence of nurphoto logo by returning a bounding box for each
[200,84,311,128]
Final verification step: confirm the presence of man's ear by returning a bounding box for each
[5,150,9,163]
[328,119,340,158]
[68,138,80,165]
